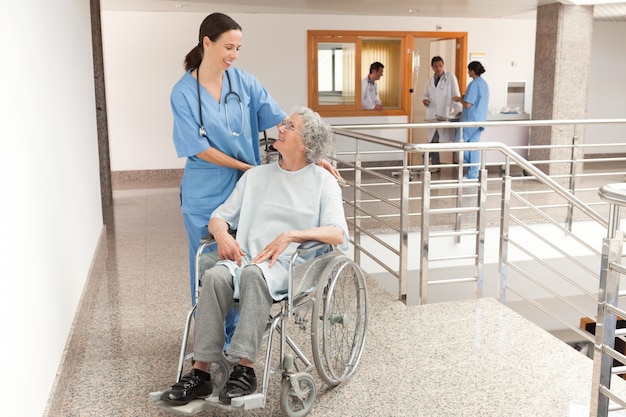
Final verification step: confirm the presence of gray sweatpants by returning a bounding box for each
[193,264,273,364]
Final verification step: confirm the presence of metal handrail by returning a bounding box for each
[332,119,626,417]
[591,183,626,417]
[335,117,626,132]
[332,117,625,305]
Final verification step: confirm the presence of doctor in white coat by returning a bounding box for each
[422,56,462,169]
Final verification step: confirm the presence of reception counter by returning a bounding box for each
[482,112,531,164]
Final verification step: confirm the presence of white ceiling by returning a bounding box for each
[101,0,626,21]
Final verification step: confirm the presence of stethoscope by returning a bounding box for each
[435,72,448,89]
[196,68,244,137]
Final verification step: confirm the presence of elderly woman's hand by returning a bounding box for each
[216,234,246,266]
[211,225,246,266]
[251,231,293,267]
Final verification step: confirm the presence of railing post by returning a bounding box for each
[592,183,626,416]
[353,141,362,265]
[420,170,431,305]
[498,174,512,303]
[476,165,487,299]
[590,230,623,417]
[399,153,410,302]
[566,124,580,232]
[455,126,464,244]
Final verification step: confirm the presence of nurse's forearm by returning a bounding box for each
[196,147,253,171]
[453,96,473,109]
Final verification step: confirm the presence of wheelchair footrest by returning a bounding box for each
[148,389,265,414]
[148,390,212,415]
[230,392,265,410]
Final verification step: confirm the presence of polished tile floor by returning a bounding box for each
[45,180,626,417]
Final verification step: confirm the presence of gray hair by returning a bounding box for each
[291,106,333,164]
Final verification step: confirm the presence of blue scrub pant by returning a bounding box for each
[455,127,484,179]
[183,211,239,348]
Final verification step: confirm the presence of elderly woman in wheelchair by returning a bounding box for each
[160,106,359,410]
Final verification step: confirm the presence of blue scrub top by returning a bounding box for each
[171,68,286,215]
[461,76,489,123]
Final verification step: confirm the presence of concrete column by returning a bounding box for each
[90,0,113,213]
[529,3,594,177]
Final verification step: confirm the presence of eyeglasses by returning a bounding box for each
[279,120,303,136]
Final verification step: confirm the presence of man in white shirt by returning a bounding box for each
[362,61,384,110]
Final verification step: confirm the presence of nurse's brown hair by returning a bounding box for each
[184,13,242,71]
[468,61,486,76]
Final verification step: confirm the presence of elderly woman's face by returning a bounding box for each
[275,114,305,157]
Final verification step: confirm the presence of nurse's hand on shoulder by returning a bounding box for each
[317,159,343,181]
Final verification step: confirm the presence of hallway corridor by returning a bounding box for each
[44,183,618,417]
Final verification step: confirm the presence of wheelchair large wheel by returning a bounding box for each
[311,255,368,386]
[279,372,317,417]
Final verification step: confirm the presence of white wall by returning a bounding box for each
[101,11,537,171]
[0,1,103,415]
[587,21,626,147]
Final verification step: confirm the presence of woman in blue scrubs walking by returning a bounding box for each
[453,61,489,180]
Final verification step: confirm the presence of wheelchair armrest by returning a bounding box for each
[200,229,236,244]
[296,240,331,256]
[200,234,215,244]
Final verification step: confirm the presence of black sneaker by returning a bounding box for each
[218,365,257,404]
[160,368,212,406]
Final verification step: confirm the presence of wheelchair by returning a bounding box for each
[259,130,279,165]
[149,234,368,417]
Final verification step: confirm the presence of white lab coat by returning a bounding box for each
[422,71,462,143]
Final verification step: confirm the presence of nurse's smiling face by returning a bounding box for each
[204,29,242,70]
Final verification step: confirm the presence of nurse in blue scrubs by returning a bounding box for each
[171,13,286,344]
[453,61,489,180]
[171,13,340,345]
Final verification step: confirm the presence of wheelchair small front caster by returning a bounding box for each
[280,372,317,417]
[210,358,230,393]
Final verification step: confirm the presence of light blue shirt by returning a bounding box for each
[211,162,349,300]
[461,76,489,123]
[171,68,286,215]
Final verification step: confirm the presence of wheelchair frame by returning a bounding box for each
[259,130,279,165]
[150,235,368,417]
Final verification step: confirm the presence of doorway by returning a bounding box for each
[411,38,458,144]
[409,36,464,166]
